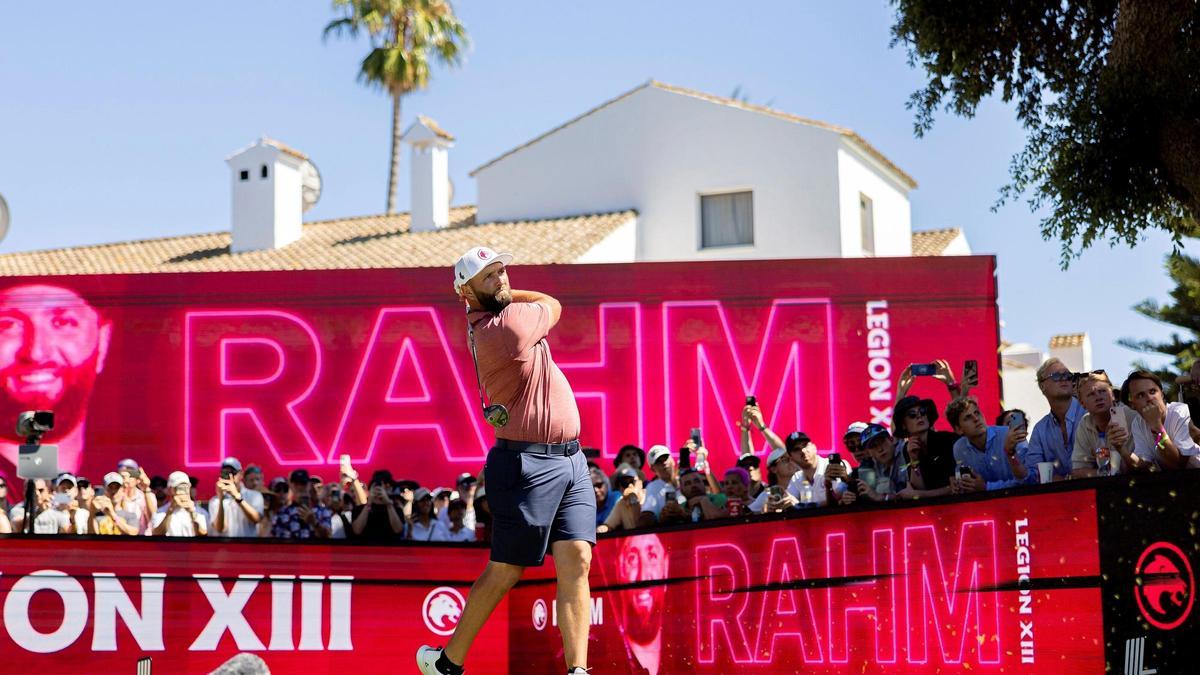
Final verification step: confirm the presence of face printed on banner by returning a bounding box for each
[0,284,111,443]
[617,533,668,647]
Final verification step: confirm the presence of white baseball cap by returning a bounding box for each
[453,246,514,293]
[167,471,190,491]
[103,472,123,487]
[647,445,672,465]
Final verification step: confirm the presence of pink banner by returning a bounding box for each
[0,256,998,487]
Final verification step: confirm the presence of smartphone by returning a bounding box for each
[53,493,71,507]
[1108,403,1128,436]
[745,395,757,408]
[690,427,703,447]
[339,454,351,473]
[911,363,937,376]
[768,485,784,500]
[298,494,311,507]
[1007,410,1026,433]
[679,446,692,470]
[963,359,978,385]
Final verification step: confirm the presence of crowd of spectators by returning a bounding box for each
[1,359,1197,541]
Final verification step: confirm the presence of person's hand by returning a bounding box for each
[838,490,857,505]
[92,495,111,514]
[897,486,917,500]
[747,405,765,430]
[1139,401,1166,432]
[68,497,79,512]
[136,468,151,491]
[696,446,710,472]
[768,492,799,512]
[897,365,915,396]
[825,462,848,482]
[686,495,707,509]
[297,504,315,524]
[1004,428,1028,456]
[906,433,926,458]
[959,470,985,493]
[465,483,478,500]
[856,480,880,502]
[1106,422,1131,454]
[660,499,686,520]
[739,406,753,431]
[933,359,957,387]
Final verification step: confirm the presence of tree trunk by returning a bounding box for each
[386,92,403,215]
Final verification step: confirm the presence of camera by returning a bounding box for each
[16,410,54,442]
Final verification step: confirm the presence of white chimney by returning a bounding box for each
[1048,333,1092,373]
[403,116,455,232]
[225,137,313,252]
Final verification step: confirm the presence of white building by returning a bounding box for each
[1000,333,1093,421]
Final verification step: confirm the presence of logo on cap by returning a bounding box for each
[478,249,489,260]
[422,586,465,636]
[1134,541,1194,630]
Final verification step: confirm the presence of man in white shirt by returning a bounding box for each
[748,448,802,513]
[53,473,89,533]
[208,457,263,538]
[638,445,682,526]
[782,431,828,506]
[10,479,70,534]
[444,498,477,542]
[152,471,207,537]
[1121,369,1200,469]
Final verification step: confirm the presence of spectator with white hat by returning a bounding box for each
[209,457,263,538]
[54,473,89,533]
[114,458,156,535]
[88,472,140,535]
[637,444,682,527]
[407,487,449,542]
[10,479,69,534]
[747,447,802,513]
[151,472,207,537]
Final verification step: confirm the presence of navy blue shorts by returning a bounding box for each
[484,441,597,567]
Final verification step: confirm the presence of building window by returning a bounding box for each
[239,169,249,181]
[700,191,754,248]
[859,193,874,256]
[260,164,269,179]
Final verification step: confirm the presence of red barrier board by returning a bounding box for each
[0,538,503,672]
[0,257,998,488]
[510,489,1104,673]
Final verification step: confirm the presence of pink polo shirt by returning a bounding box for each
[469,302,580,444]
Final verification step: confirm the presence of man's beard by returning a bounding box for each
[623,588,665,645]
[0,356,100,443]
[478,288,513,314]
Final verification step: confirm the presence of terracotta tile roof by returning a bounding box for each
[1049,333,1087,349]
[0,206,636,276]
[911,228,963,256]
[416,115,455,142]
[470,80,918,189]
[260,137,309,161]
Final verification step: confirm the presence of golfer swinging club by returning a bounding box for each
[418,246,595,675]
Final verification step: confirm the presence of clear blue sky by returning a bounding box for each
[0,1,1181,375]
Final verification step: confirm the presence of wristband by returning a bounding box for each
[235,496,244,504]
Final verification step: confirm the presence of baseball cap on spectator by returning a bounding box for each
[647,445,672,465]
[431,487,451,500]
[736,452,761,469]
[220,457,243,472]
[844,421,869,438]
[288,469,310,485]
[413,487,432,501]
[167,471,190,491]
[55,473,77,487]
[103,472,123,487]
[269,477,288,493]
[767,447,789,468]
[453,246,514,293]
[116,458,139,472]
[613,463,640,489]
[784,431,812,451]
[678,467,701,479]
[892,396,938,437]
[395,479,420,493]
[456,472,477,486]
[369,470,395,486]
[244,464,263,476]
[860,423,892,448]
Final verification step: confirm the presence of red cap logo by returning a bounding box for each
[1134,541,1194,630]
[478,249,489,260]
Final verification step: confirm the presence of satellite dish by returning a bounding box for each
[0,193,9,245]
[300,160,322,213]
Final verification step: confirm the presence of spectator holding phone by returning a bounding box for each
[11,477,72,533]
[782,431,828,506]
[1121,369,1199,469]
[115,459,156,535]
[53,473,89,533]
[271,469,331,539]
[896,359,974,407]
[1025,358,1088,480]
[638,445,682,527]
[209,457,263,538]
[678,467,727,522]
[88,472,140,535]
[598,464,646,532]
[1070,371,1151,476]
[948,397,1034,491]
[351,470,406,541]
[855,424,911,502]
[152,471,207,537]
[748,448,801,513]
[408,487,450,541]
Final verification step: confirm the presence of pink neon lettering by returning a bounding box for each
[825,529,897,664]
[185,311,325,467]
[754,536,823,664]
[904,520,1001,664]
[695,543,754,664]
[328,307,487,464]
[663,300,836,466]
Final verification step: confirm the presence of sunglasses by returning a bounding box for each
[591,482,606,490]
[905,408,927,419]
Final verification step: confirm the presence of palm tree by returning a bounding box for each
[324,0,469,214]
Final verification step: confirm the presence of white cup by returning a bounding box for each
[1037,462,1055,484]
[1110,452,1122,475]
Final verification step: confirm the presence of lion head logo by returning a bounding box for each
[422,587,466,636]
[1135,542,1195,631]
